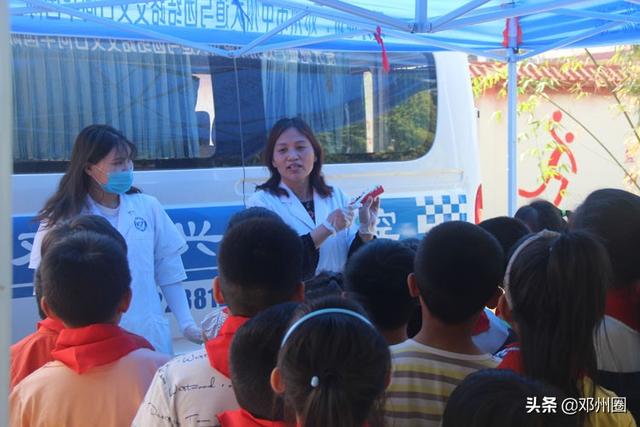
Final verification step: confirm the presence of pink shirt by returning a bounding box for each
[10,348,169,427]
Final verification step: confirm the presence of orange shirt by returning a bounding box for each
[10,318,64,390]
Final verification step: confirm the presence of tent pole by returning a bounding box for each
[435,0,587,32]
[309,0,413,31]
[0,0,12,422]
[429,0,492,32]
[517,20,624,60]
[234,11,308,57]
[507,52,518,216]
[415,0,427,32]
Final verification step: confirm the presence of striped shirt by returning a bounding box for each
[384,339,500,427]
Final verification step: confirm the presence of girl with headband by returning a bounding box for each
[271,297,390,427]
[497,230,634,426]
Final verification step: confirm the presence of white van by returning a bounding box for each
[10,34,481,348]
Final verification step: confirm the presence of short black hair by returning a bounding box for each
[344,239,417,331]
[35,215,127,319]
[41,214,127,256]
[218,217,303,316]
[227,207,283,232]
[39,230,131,327]
[479,216,531,267]
[570,188,640,288]
[304,271,344,301]
[515,200,567,232]
[400,237,421,252]
[442,369,577,427]
[230,302,299,420]
[415,221,503,324]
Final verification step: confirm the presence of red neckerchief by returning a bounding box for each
[496,343,523,374]
[205,315,250,378]
[606,285,640,333]
[37,317,65,334]
[51,324,153,374]
[217,409,287,427]
[472,310,490,335]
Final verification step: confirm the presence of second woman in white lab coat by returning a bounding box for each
[29,124,201,354]
[247,117,379,275]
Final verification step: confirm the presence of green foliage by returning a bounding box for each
[472,49,640,193]
[317,90,436,162]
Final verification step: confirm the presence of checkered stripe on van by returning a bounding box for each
[416,194,468,233]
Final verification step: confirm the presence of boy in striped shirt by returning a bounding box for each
[384,221,504,427]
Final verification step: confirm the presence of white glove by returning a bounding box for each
[201,307,229,341]
[323,207,355,234]
[358,197,380,235]
[183,323,204,344]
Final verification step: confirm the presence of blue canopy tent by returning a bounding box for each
[1,1,640,417]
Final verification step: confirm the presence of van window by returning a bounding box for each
[11,35,437,173]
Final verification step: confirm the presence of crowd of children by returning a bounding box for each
[8,190,640,426]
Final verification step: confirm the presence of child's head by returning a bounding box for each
[515,200,567,232]
[226,207,283,232]
[273,296,390,427]
[344,239,417,336]
[399,237,421,252]
[570,188,640,289]
[216,217,304,317]
[41,214,127,255]
[479,216,531,266]
[39,230,131,327]
[442,369,576,427]
[36,215,127,319]
[504,230,610,395]
[304,271,344,301]
[412,221,503,324]
[230,302,300,421]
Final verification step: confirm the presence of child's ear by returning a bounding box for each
[213,276,225,305]
[118,288,132,314]
[40,297,59,321]
[407,273,421,298]
[485,286,503,310]
[496,292,513,324]
[270,367,286,395]
[293,282,305,302]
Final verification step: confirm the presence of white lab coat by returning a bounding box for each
[247,182,357,273]
[29,193,187,355]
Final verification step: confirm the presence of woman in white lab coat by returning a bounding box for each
[29,125,200,354]
[247,117,380,275]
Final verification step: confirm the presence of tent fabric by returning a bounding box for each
[8,1,640,61]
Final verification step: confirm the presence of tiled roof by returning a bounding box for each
[469,61,625,90]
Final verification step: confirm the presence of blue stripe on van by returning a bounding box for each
[11,194,469,298]
[13,285,34,299]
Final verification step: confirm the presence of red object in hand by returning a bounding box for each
[361,185,384,203]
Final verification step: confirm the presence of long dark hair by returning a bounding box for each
[277,296,390,427]
[37,125,140,227]
[506,231,609,398]
[256,117,333,198]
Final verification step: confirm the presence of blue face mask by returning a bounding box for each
[101,168,134,194]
